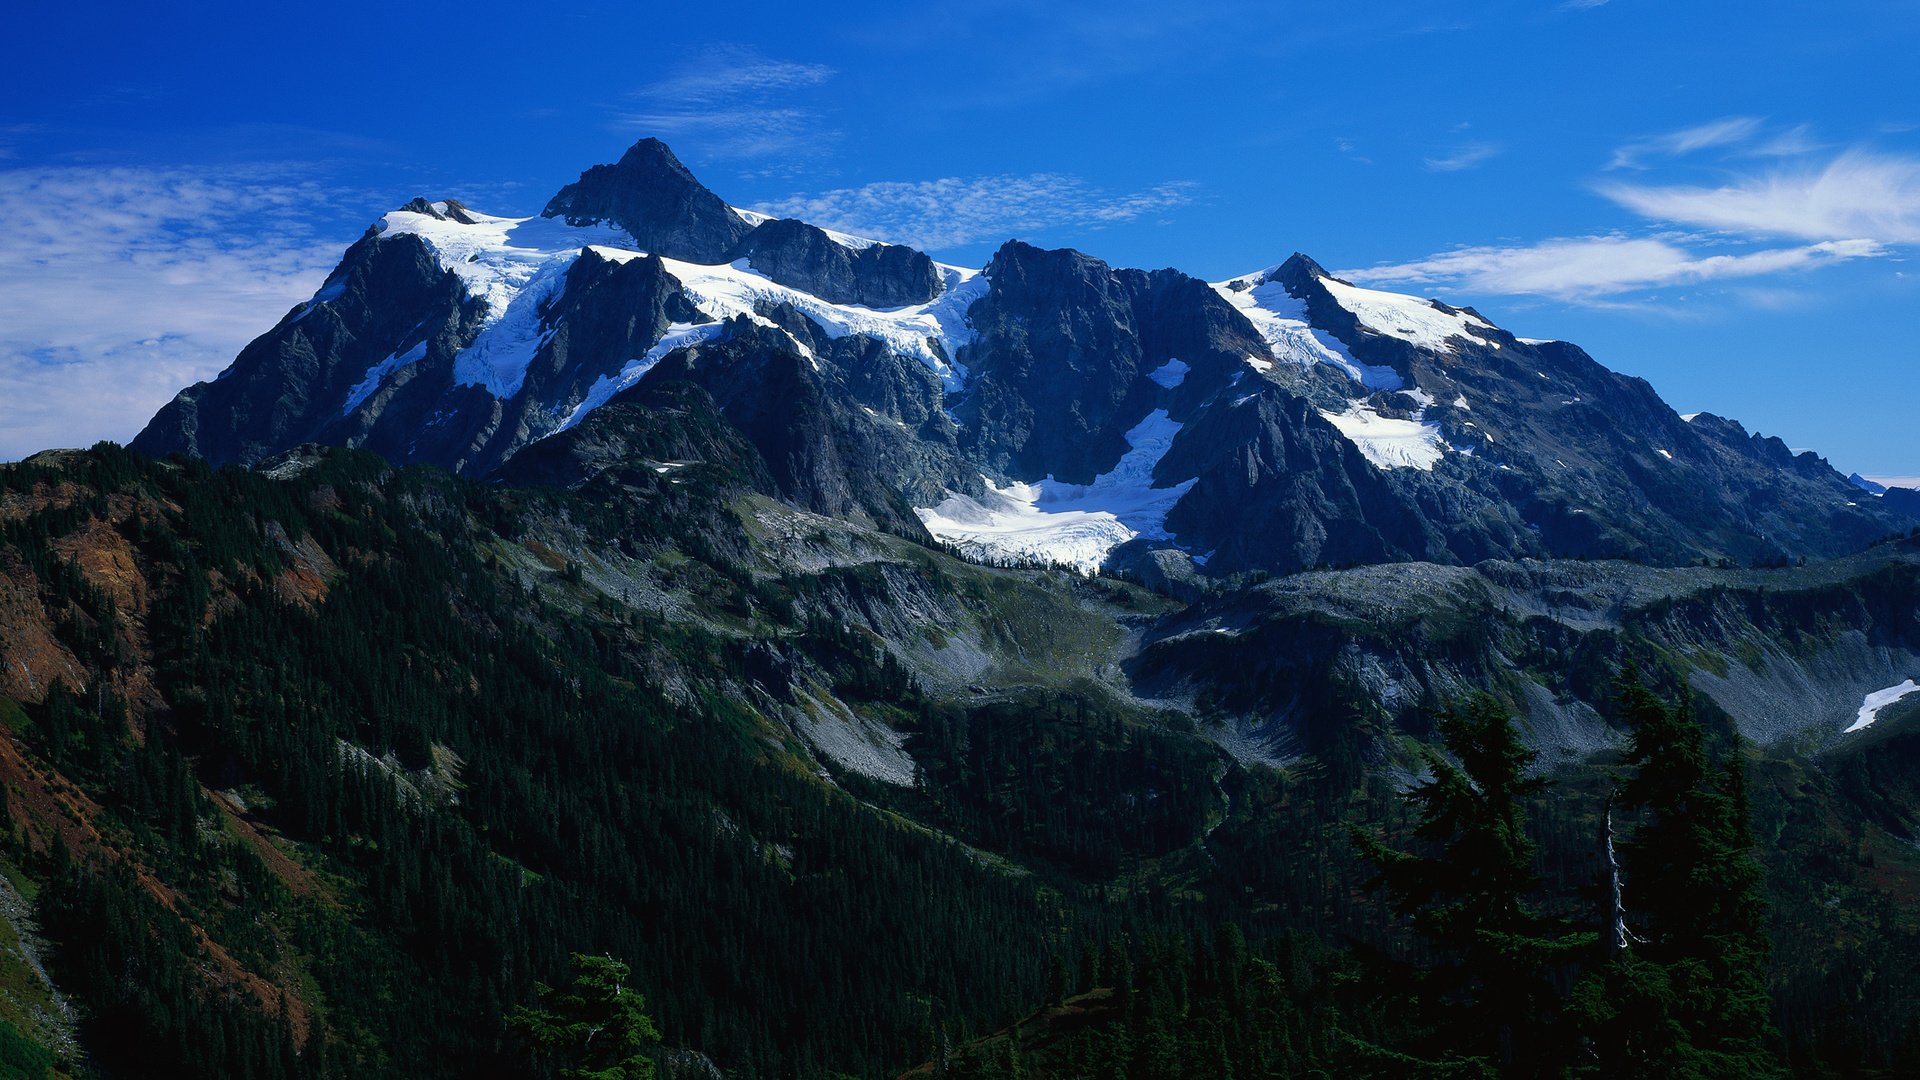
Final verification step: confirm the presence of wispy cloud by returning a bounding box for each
[1558,0,1610,11]
[658,52,833,105]
[1599,151,1920,243]
[1863,474,1920,490]
[1608,116,1766,170]
[1424,142,1501,172]
[617,47,836,161]
[754,174,1197,251]
[0,164,344,460]
[1751,124,1823,158]
[1344,234,1881,303]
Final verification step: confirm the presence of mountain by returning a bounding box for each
[132,138,1917,578]
[17,137,1919,1077]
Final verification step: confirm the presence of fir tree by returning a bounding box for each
[1354,692,1589,1076]
[510,954,662,1080]
[1569,667,1783,1078]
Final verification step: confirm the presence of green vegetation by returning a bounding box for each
[1352,693,1591,1075]
[510,954,660,1080]
[0,1019,53,1080]
[0,444,1915,1078]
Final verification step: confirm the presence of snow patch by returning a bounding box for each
[1317,276,1497,354]
[380,204,990,411]
[593,248,986,393]
[452,258,572,397]
[1212,274,1402,389]
[1147,357,1190,388]
[379,207,633,398]
[557,322,724,432]
[343,342,426,415]
[1846,679,1920,734]
[915,409,1197,572]
[1319,403,1445,471]
[290,278,347,324]
[732,205,880,250]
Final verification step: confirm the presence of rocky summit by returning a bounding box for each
[134,138,1917,582]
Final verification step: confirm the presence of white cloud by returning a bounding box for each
[1607,116,1765,170]
[1558,0,1610,11]
[619,48,837,160]
[1750,124,1823,158]
[652,51,833,106]
[1863,474,1920,490]
[754,174,1197,251]
[1599,151,1920,244]
[1424,142,1500,172]
[1343,234,1881,302]
[0,164,343,461]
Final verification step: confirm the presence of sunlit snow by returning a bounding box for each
[915,409,1197,572]
[592,248,987,393]
[372,202,988,427]
[1319,276,1498,354]
[377,207,635,398]
[1212,273,1401,389]
[1845,679,1920,734]
[343,342,426,415]
[1318,403,1445,471]
[731,206,880,251]
[557,322,726,432]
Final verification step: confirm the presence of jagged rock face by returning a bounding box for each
[1159,388,1454,573]
[1885,487,1920,521]
[729,219,941,307]
[1265,258,1908,566]
[133,136,1919,581]
[134,229,711,479]
[494,379,772,494]
[131,231,477,465]
[953,242,1152,482]
[636,318,933,536]
[953,241,1257,484]
[416,250,707,476]
[542,137,753,262]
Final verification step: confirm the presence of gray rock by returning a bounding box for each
[729,218,942,307]
[542,138,753,263]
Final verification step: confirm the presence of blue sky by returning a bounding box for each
[4,0,1917,482]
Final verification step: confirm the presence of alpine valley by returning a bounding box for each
[4,138,1919,1079]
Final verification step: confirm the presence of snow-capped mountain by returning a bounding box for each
[133,138,1917,575]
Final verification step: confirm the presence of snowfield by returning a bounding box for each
[1318,403,1446,471]
[1318,276,1498,354]
[1213,273,1402,389]
[915,409,1198,572]
[1845,679,1920,734]
[364,202,987,427]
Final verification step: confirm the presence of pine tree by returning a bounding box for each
[509,953,662,1080]
[1568,666,1783,1078]
[1354,692,1590,1075]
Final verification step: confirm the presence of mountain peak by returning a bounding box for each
[541,137,752,262]
[612,136,694,175]
[1272,252,1333,289]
